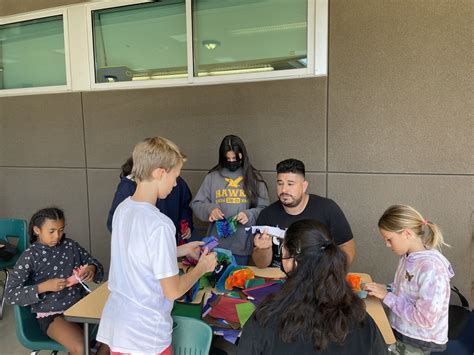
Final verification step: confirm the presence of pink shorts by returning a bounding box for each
[110,345,172,355]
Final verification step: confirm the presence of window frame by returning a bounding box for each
[0,8,71,96]
[0,0,327,96]
[86,0,327,91]
[86,0,190,91]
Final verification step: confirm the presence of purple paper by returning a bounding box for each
[243,282,283,304]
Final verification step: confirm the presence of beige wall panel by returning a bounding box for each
[0,93,85,167]
[0,167,90,250]
[0,0,84,16]
[82,77,327,172]
[328,0,473,173]
[328,173,473,302]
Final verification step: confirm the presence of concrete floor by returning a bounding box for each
[0,273,236,355]
[0,301,236,355]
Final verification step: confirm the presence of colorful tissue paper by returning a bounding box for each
[208,295,248,324]
[242,282,283,304]
[216,217,238,238]
[236,302,256,327]
[346,273,368,299]
[244,278,266,289]
[201,236,219,252]
[66,265,88,287]
[225,268,255,290]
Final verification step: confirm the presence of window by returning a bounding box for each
[0,15,66,90]
[91,1,187,83]
[193,0,308,77]
[0,0,327,95]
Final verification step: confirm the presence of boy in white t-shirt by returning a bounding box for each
[97,137,217,355]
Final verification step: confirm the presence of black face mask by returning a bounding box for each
[225,160,241,172]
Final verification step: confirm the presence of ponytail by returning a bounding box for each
[423,221,446,250]
[256,219,365,351]
[378,204,448,250]
[120,157,133,177]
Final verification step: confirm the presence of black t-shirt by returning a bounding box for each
[255,194,353,267]
[237,313,389,355]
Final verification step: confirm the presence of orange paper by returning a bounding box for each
[347,274,361,291]
[225,268,255,290]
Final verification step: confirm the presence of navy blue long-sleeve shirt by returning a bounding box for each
[106,175,194,236]
[6,237,104,313]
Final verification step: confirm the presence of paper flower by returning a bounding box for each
[225,268,255,290]
[216,217,238,238]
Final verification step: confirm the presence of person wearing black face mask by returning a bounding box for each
[191,135,269,265]
[224,159,242,172]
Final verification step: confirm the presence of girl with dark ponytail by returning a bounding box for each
[6,207,105,355]
[238,219,388,354]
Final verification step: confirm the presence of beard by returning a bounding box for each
[278,193,304,208]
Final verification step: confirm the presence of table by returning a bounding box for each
[64,269,395,354]
[64,282,109,355]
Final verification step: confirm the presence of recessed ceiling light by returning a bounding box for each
[202,40,220,50]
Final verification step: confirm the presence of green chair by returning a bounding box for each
[0,218,28,319]
[14,305,67,354]
[172,315,213,355]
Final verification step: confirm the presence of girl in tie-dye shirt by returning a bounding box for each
[365,205,454,354]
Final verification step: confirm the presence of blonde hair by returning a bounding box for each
[378,204,448,250]
[131,137,186,181]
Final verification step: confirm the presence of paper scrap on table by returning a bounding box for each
[236,302,256,327]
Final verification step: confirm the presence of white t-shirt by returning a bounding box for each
[97,197,179,354]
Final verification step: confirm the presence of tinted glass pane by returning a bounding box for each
[0,16,66,90]
[193,0,307,77]
[92,1,187,83]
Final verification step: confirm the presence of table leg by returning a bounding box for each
[84,322,90,355]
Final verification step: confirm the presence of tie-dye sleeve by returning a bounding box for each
[383,261,450,329]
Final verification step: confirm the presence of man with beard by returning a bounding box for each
[252,159,356,268]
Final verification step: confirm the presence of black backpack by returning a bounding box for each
[0,237,18,261]
[448,285,472,340]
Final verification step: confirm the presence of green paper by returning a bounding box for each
[236,302,256,327]
[245,278,266,289]
[199,275,210,289]
[227,291,242,299]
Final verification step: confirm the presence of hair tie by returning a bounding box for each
[320,240,332,251]
[422,219,428,226]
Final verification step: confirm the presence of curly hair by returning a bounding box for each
[255,219,366,351]
[29,207,65,243]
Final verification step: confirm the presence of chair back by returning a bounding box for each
[172,315,213,355]
[0,218,28,269]
[14,305,66,352]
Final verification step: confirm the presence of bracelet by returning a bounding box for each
[386,284,393,293]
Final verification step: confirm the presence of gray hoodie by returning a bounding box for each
[191,168,269,256]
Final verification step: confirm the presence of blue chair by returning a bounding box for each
[0,218,28,319]
[14,305,67,354]
[172,315,213,355]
